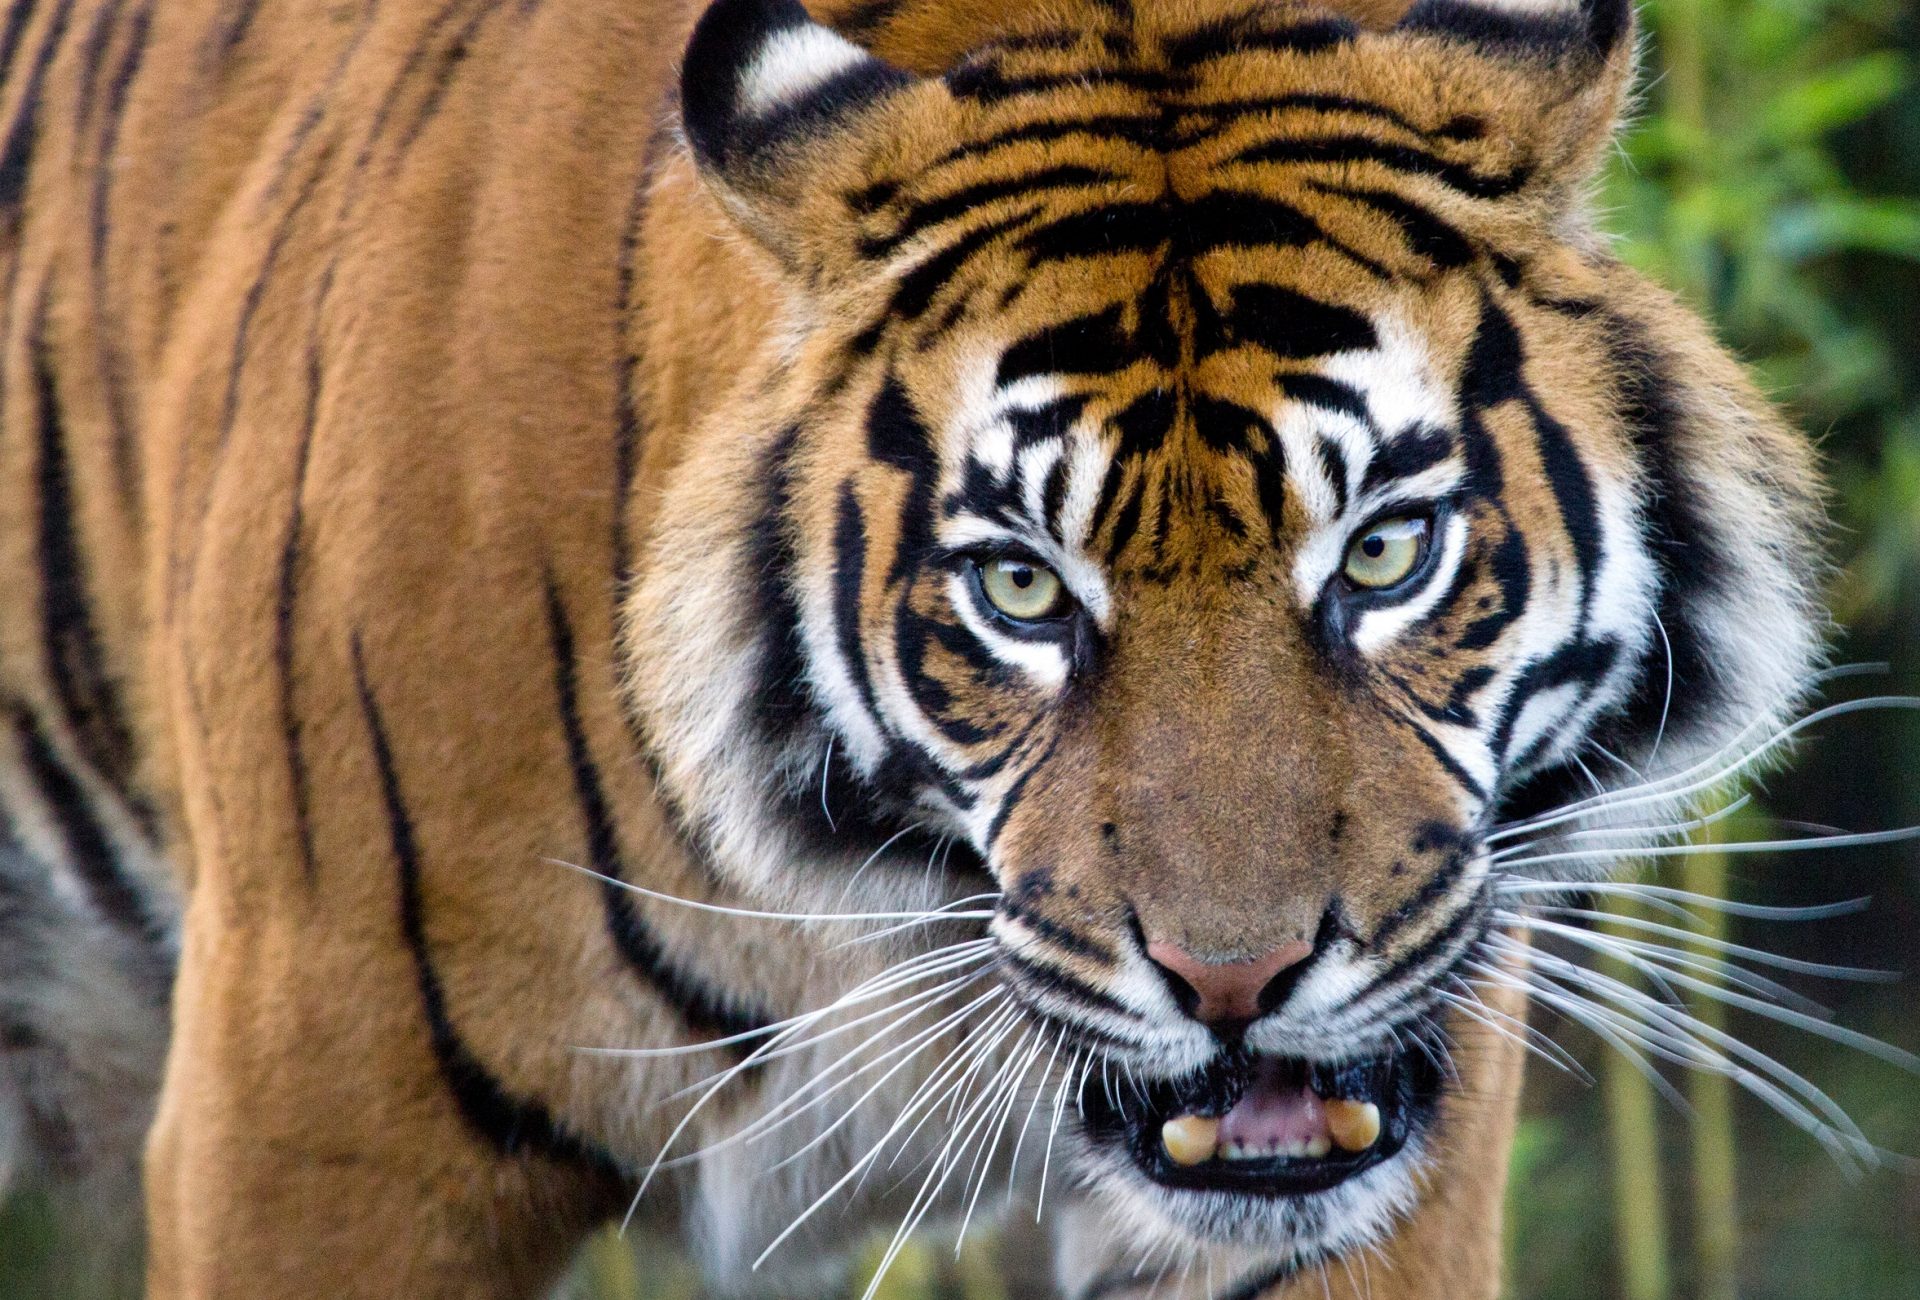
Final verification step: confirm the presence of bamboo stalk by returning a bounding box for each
[578,1228,646,1300]
[1679,817,1740,1300]
[1600,898,1674,1300]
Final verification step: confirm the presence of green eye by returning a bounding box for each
[1343,516,1431,591]
[978,557,1068,621]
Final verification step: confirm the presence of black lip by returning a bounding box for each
[1081,1042,1446,1199]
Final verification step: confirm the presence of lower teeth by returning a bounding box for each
[1158,1098,1381,1165]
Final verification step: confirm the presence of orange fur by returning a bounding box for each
[0,1,1823,1297]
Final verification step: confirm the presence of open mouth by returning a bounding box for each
[1082,1043,1446,1197]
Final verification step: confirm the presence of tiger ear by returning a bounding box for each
[681,0,916,251]
[1393,0,1635,189]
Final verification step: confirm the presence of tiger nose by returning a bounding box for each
[1145,939,1315,1027]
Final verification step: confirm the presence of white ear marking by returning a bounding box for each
[739,25,871,116]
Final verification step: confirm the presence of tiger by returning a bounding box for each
[0,0,1838,1296]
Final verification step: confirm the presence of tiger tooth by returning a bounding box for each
[1324,1098,1382,1152]
[1160,1114,1220,1167]
[1305,1134,1332,1159]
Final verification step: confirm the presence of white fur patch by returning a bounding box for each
[738,25,870,117]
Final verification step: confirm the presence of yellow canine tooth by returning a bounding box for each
[1323,1098,1382,1152]
[1160,1114,1220,1167]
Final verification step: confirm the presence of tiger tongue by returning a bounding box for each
[1215,1062,1330,1160]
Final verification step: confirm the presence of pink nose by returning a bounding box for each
[1146,939,1315,1025]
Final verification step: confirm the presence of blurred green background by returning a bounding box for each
[4,0,1917,1295]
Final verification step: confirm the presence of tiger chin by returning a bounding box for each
[0,0,1832,1298]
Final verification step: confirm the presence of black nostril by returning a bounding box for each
[1254,958,1311,1017]
[1153,960,1203,1020]
[1258,898,1351,1015]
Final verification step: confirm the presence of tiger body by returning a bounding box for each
[0,0,1824,1297]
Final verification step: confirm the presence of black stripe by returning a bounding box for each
[984,733,1058,851]
[922,113,1160,172]
[353,636,627,1174]
[1589,310,1739,751]
[205,0,264,60]
[70,0,117,148]
[32,298,145,826]
[1401,713,1489,804]
[1220,283,1375,360]
[1308,181,1475,269]
[1360,422,1454,496]
[1369,824,1473,949]
[543,579,770,1046]
[90,1,151,514]
[1274,372,1370,423]
[878,204,1041,329]
[997,896,1117,964]
[832,481,883,719]
[860,163,1119,260]
[0,0,77,211]
[612,120,677,589]
[173,154,329,621]
[0,0,43,90]
[944,63,1181,104]
[274,262,337,883]
[1216,1260,1298,1300]
[1233,134,1531,201]
[744,424,811,746]
[1313,434,1350,517]
[998,949,1132,1020]
[1161,15,1355,65]
[393,0,513,161]
[11,704,154,949]
[1177,92,1432,141]
[1469,294,1601,627]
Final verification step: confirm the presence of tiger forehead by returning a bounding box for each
[843,6,1523,218]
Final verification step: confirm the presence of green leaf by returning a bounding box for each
[1759,52,1909,142]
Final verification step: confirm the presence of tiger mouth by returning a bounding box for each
[1082,1043,1445,1197]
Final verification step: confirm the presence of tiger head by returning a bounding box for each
[624,0,1824,1268]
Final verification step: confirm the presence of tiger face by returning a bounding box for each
[626,0,1822,1270]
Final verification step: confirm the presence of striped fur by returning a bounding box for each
[0,1,1824,1297]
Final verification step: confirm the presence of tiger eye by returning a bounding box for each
[1343,516,1431,591]
[978,558,1067,621]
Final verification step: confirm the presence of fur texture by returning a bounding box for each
[0,1,1825,1297]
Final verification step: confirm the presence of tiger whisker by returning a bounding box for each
[759,981,1008,1174]
[832,888,1006,949]
[1490,821,1920,875]
[658,944,998,1104]
[1484,960,1881,1169]
[1489,792,1751,863]
[1435,983,1589,1082]
[1035,1042,1084,1224]
[954,1027,1047,1252]
[1512,915,1836,1017]
[586,937,994,1062]
[1492,918,1918,1072]
[1504,904,1896,986]
[1487,688,1918,846]
[852,1000,1026,1200]
[752,998,1024,1269]
[682,975,1000,1172]
[549,855,999,925]
[1496,877,1871,925]
[1004,1022,1069,1197]
[855,1021,1040,1299]
[625,938,997,1211]
[1476,935,1906,1168]
[835,822,930,904]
